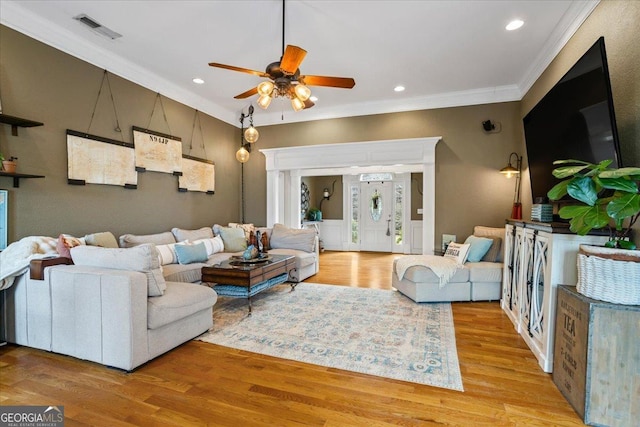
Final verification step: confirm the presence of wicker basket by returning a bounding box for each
[577,245,640,305]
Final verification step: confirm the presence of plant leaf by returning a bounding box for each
[558,205,594,235]
[552,165,590,179]
[618,240,637,250]
[606,193,640,221]
[599,167,640,178]
[547,180,569,201]
[598,177,638,193]
[566,176,598,206]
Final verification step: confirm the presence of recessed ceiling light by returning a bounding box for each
[192,78,204,84]
[394,85,405,92]
[310,96,318,102]
[506,19,524,31]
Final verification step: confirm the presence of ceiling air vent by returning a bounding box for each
[73,14,122,40]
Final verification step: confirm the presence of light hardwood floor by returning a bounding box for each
[0,251,584,426]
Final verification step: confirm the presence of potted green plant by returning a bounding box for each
[307,207,321,221]
[547,159,640,305]
[547,159,640,249]
[1,154,18,173]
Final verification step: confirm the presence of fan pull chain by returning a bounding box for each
[145,92,173,136]
[87,69,125,141]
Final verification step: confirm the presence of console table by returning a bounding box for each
[501,220,608,372]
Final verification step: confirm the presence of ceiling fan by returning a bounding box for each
[208,0,355,112]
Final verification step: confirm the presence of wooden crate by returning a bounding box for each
[553,286,640,426]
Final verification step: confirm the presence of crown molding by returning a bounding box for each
[0,0,238,126]
[517,0,600,96]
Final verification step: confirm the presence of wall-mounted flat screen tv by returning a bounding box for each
[523,36,622,201]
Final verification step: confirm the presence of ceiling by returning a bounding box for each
[1,0,598,127]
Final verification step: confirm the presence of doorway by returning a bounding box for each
[359,181,393,252]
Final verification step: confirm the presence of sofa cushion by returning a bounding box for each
[268,248,317,269]
[171,227,213,242]
[218,227,247,252]
[402,264,469,283]
[84,231,119,248]
[147,281,217,330]
[467,262,503,283]
[464,235,494,262]
[270,223,315,252]
[175,242,208,264]
[119,231,176,248]
[70,243,167,296]
[480,237,502,263]
[161,263,205,283]
[472,226,505,262]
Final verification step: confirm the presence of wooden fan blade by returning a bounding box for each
[209,62,269,78]
[300,75,356,89]
[234,87,258,99]
[280,45,307,75]
[303,99,315,109]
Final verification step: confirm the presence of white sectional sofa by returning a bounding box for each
[392,226,505,303]
[0,223,319,371]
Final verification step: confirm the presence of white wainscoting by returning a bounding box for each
[410,220,423,254]
[317,220,345,251]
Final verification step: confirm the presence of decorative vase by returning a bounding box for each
[1,160,16,173]
[577,244,640,305]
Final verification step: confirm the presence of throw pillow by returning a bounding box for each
[193,236,225,256]
[174,242,208,264]
[155,243,178,265]
[444,242,471,264]
[171,227,214,242]
[70,243,166,296]
[228,222,255,241]
[480,237,502,262]
[119,231,176,248]
[269,223,316,253]
[56,234,84,258]
[464,235,494,262]
[84,231,119,248]
[218,227,247,252]
[472,226,505,262]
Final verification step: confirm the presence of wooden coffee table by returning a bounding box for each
[201,254,296,314]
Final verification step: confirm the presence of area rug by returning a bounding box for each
[197,283,463,391]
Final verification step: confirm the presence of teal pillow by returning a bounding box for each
[464,235,494,262]
[218,226,247,252]
[174,242,208,264]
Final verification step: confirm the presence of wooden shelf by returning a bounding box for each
[0,113,44,136]
[0,171,45,188]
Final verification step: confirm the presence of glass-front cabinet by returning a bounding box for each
[501,220,608,373]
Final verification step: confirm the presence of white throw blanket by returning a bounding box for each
[395,255,461,288]
[0,236,58,290]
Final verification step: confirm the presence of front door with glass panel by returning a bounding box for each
[360,181,393,252]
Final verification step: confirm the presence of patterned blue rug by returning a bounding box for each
[197,282,463,391]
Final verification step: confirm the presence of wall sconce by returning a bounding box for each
[318,180,336,213]
[236,105,259,163]
[500,152,522,219]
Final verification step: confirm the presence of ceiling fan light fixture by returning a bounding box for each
[244,126,259,143]
[257,81,274,96]
[294,84,311,101]
[257,94,272,109]
[291,97,305,112]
